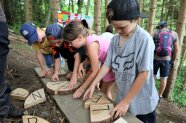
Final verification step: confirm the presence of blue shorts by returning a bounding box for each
[43,54,53,68]
[136,110,156,123]
[153,60,171,78]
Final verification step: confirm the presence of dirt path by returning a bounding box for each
[5,37,186,123]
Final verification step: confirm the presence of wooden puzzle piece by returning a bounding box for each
[22,115,50,123]
[114,117,128,123]
[46,81,82,95]
[84,94,111,109]
[58,69,66,75]
[90,104,114,123]
[24,88,46,109]
[10,88,29,100]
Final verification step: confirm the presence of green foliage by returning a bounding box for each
[172,67,186,107]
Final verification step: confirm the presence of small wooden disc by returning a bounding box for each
[24,88,46,109]
[10,88,29,100]
[22,115,50,123]
[90,104,114,123]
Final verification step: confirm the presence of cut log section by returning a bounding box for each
[90,104,114,123]
[24,88,46,109]
[22,115,50,123]
[84,94,111,109]
[114,117,128,123]
[10,88,29,100]
[46,81,82,95]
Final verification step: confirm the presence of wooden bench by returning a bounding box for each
[35,67,142,123]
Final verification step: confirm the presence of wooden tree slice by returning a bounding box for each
[46,82,66,95]
[90,104,114,123]
[58,81,82,95]
[114,117,128,123]
[10,88,29,100]
[24,88,46,109]
[84,94,111,109]
[22,115,50,123]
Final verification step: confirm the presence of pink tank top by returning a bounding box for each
[86,34,111,63]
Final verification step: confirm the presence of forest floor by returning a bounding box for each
[5,34,186,123]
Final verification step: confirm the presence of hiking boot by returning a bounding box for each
[7,104,23,119]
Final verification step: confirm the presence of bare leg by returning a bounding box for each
[159,77,167,97]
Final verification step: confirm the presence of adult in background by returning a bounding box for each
[153,21,179,102]
[101,25,114,41]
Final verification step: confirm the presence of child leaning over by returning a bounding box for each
[83,0,159,123]
[46,23,86,88]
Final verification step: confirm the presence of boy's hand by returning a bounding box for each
[83,85,95,101]
[110,101,129,119]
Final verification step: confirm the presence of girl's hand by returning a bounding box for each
[83,85,96,101]
[110,101,129,119]
[51,72,59,81]
[67,75,77,89]
[78,63,86,78]
[39,70,47,77]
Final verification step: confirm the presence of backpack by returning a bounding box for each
[153,30,174,57]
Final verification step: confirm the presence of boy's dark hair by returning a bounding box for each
[105,25,113,33]
[106,0,147,23]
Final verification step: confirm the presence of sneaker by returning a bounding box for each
[7,104,23,119]
[158,96,162,103]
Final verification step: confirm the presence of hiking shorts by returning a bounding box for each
[153,60,171,78]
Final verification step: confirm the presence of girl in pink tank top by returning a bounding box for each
[62,20,115,99]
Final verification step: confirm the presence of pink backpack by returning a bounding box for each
[154,30,174,57]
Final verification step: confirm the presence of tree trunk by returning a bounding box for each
[94,0,102,35]
[178,36,186,74]
[147,0,157,34]
[25,0,32,22]
[51,0,60,23]
[104,0,109,30]
[77,0,84,14]
[71,0,74,13]
[85,0,90,15]
[164,0,186,99]
[45,7,51,26]
[138,0,144,27]
[183,69,186,90]
[68,0,71,12]
[160,0,165,21]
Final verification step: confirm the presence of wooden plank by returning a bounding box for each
[34,67,142,123]
[114,117,128,123]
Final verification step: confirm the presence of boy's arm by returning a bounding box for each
[173,32,179,64]
[35,48,47,76]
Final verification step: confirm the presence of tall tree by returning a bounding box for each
[160,0,165,21]
[71,0,74,13]
[164,0,186,99]
[138,0,144,26]
[77,0,84,14]
[147,0,157,34]
[25,0,32,22]
[85,0,90,15]
[51,0,60,23]
[94,0,102,35]
[104,0,109,30]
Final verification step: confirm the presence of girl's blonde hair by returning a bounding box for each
[62,20,94,42]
